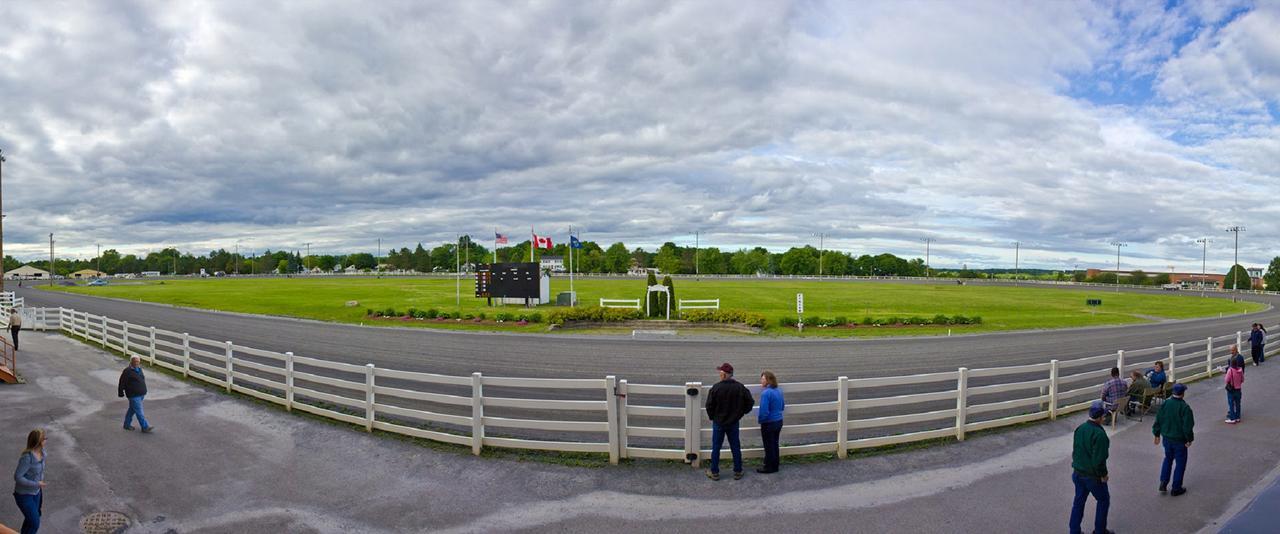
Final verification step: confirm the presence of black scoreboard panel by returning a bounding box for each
[478,262,540,298]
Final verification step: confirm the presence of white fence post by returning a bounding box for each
[606,375,619,465]
[837,376,849,459]
[1236,331,1242,351]
[285,351,295,412]
[365,363,376,432]
[685,381,702,468]
[122,321,131,357]
[955,368,969,441]
[617,379,629,460]
[1048,360,1059,420]
[182,333,191,378]
[100,315,108,346]
[149,327,157,366]
[471,372,484,456]
[224,341,234,393]
[1167,343,1176,383]
[1206,336,1214,375]
[1116,350,1125,375]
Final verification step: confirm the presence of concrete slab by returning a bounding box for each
[3,332,1280,533]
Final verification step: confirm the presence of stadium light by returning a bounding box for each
[920,238,934,278]
[1225,226,1246,290]
[1196,238,1210,297]
[1111,242,1127,293]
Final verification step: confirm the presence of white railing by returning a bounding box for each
[599,298,641,310]
[678,299,720,313]
[41,306,1278,467]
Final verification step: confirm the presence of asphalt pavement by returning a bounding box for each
[14,284,1279,384]
[5,332,1280,533]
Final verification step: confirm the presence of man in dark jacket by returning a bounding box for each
[118,355,155,433]
[1249,323,1266,365]
[704,362,754,480]
[1154,383,1193,495]
[1069,401,1113,534]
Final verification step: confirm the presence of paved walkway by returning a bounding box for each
[3,332,1279,533]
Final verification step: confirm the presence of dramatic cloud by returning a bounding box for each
[0,0,1276,271]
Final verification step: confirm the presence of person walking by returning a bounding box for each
[12,428,47,534]
[1153,383,1194,496]
[1249,323,1265,365]
[1069,402,1113,534]
[756,370,785,474]
[118,355,155,433]
[8,308,22,351]
[1225,357,1244,424]
[704,362,753,481]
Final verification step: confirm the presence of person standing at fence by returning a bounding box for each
[12,428,47,534]
[118,356,155,433]
[704,362,753,481]
[1225,357,1244,424]
[756,370,785,474]
[1069,402,1112,534]
[8,307,22,351]
[1154,383,1194,495]
[1229,345,1246,370]
[1249,323,1265,365]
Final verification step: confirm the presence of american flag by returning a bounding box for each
[495,232,508,245]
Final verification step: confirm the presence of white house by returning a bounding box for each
[540,255,566,273]
[5,265,50,279]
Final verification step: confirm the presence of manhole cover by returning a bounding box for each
[80,511,130,534]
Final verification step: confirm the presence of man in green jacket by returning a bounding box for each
[1153,383,1194,496]
[1070,401,1113,534]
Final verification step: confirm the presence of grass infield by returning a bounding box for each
[43,277,1263,337]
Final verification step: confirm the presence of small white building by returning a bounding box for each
[5,265,51,279]
[540,255,566,273]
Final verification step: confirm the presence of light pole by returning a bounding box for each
[1012,241,1020,282]
[0,148,6,290]
[812,233,826,277]
[921,238,934,278]
[96,243,101,275]
[694,231,700,279]
[303,243,311,272]
[1196,238,1210,296]
[1111,242,1127,292]
[1225,226,1246,290]
[234,242,240,275]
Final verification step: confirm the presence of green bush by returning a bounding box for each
[528,312,543,323]
[478,312,486,320]
[806,315,822,327]
[861,316,874,325]
[425,308,439,319]
[383,307,398,317]
[972,316,982,324]
[407,307,418,318]
[779,316,797,327]
[463,313,474,320]
[834,316,848,326]
[496,312,513,322]
[366,308,374,317]
[885,316,901,325]
[682,309,768,328]
[547,307,644,325]
[933,314,950,325]
[950,314,967,325]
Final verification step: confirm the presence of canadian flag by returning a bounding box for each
[532,233,553,249]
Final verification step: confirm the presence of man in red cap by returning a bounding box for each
[705,362,754,480]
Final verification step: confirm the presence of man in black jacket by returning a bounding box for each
[705,362,754,480]
[118,355,155,433]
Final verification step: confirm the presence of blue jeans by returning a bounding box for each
[1069,472,1109,534]
[1227,388,1242,421]
[124,395,150,429]
[13,491,41,534]
[1161,439,1188,490]
[709,421,742,474]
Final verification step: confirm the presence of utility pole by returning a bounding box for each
[455,235,461,310]
[1196,238,1210,297]
[48,234,54,287]
[1012,241,1020,283]
[234,242,240,275]
[1111,242,1127,293]
[694,231,699,279]
[921,238,934,278]
[173,248,178,276]
[303,243,311,271]
[813,233,826,277]
[97,243,101,275]
[1225,226,1246,290]
[0,149,6,290]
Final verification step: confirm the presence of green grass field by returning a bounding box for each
[43,277,1264,337]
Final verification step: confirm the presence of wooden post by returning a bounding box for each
[149,327,157,366]
[617,379,629,460]
[471,372,484,456]
[285,352,295,412]
[182,333,191,378]
[1048,360,1059,420]
[955,368,968,441]
[685,381,702,468]
[122,321,130,357]
[224,341,234,393]
[365,364,376,432]
[1167,343,1176,383]
[1116,349,1125,375]
[605,375,619,465]
[837,376,849,458]
[1206,337,1214,375]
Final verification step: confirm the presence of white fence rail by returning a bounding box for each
[599,298,641,310]
[678,299,720,313]
[39,306,1278,467]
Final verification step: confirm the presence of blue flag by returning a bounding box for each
[570,235,583,249]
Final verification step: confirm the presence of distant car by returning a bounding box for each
[214,271,226,277]
[87,279,108,286]
[1161,283,1180,290]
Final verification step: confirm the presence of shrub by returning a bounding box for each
[496,312,513,322]
[383,307,398,317]
[407,307,418,318]
[681,309,769,328]
[779,316,797,327]
[933,314,950,325]
[547,307,644,325]
[478,312,486,320]
[950,314,968,325]
[366,308,374,317]
[886,316,902,325]
[861,316,874,325]
[834,316,848,326]
[463,313,474,320]
[425,308,439,319]
[806,315,823,327]
[528,312,543,323]
[971,316,983,324]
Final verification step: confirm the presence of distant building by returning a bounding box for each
[540,255,566,273]
[5,265,50,279]
[71,269,108,279]
[1085,268,1263,289]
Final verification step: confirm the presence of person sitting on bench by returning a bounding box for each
[1146,361,1167,390]
[1125,370,1153,415]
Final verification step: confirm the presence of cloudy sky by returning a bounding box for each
[0,1,1277,271]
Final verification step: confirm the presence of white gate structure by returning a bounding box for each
[678,299,719,316]
[26,306,1279,467]
[599,298,641,310]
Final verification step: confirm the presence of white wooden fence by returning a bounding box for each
[36,306,1279,467]
[599,298,641,310]
[678,299,720,313]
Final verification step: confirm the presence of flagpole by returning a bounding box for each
[493,227,497,264]
[569,226,574,306]
[530,226,534,262]
[455,234,461,311]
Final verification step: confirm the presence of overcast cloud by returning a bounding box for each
[0,0,1276,271]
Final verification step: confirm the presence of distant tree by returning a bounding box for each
[1266,257,1280,291]
[413,244,431,272]
[696,247,727,274]
[1129,270,1149,285]
[644,271,661,318]
[779,247,818,275]
[603,243,630,273]
[1091,272,1118,284]
[654,243,683,274]
[276,259,289,274]
[1152,273,1171,286]
[1072,271,1087,282]
[1224,264,1251,290]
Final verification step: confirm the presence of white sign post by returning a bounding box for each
[796,293,804,333]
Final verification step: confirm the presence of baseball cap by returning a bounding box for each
[1088,401,1107,419]
[716,362,734,375]
[1172,383,1187,396]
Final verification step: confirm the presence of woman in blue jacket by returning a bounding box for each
[13,428,47,534]
[757,370,785,474]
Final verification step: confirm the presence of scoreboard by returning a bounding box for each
[475,263,540,299]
